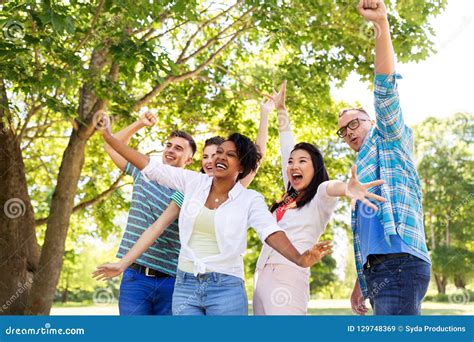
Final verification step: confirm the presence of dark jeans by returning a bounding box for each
[363,255,431,315]
[118,267,175,315]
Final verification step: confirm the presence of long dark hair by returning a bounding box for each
[270,142,329,212]
[200,136,225,173]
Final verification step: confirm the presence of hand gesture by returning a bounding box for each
[139,112,157,127]
[357,0,388,23]
[297,241,333,268]
[92,262,125,281]
[351,281,369,315]
[273,80,287,111]
[96,113,112,136]
[346,165,386,211]
[260,97,275,115]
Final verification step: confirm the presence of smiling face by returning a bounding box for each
[162,136,193,167]
[338,109,373,152]
[287,149,315,192]
[201,144,219,176]
[212,141,243,181]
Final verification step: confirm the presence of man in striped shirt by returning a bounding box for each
[104,112,196,315]
[338,0,431,315]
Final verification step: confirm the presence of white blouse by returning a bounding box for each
[256,131,338,273]
[141,160,283,279]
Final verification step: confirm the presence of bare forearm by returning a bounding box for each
[117,120,144,143]
[119,203,180,269]
[255,111,270,158]
[265,231,302,266]
[374,19,394,74]
[103,131,150,170]
[104,120,145,170]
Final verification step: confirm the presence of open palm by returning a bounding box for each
[346,165,386,211]
[92,263,124,281]
[298,241,333,268]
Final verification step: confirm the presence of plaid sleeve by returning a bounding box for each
[374,73,406,142]
[124,162,142,182]
[171,191,184,208]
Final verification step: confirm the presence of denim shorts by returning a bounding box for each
[172,269,248,316]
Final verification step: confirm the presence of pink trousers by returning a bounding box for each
[253,263,310,315]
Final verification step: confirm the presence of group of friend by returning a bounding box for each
[92,0,431,316]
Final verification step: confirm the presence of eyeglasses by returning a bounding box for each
[336,118,370,138]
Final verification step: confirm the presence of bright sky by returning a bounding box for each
[331,0,474,125]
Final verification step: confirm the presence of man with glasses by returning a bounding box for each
[339,0,431,315]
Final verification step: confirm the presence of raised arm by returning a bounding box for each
[100,114,151,170]
[358,0,408,143]
[273,81,295,187]
[104,113,157,171]
[240,98,273,188]
[357,0,394,74]
[92,202,181,280]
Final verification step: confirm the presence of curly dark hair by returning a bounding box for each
[226,133,262,180]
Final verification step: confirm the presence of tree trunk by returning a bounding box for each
[26,47,110,315]
[434,274,447,294]
[0,79,40,315]
[454,275,466,289]
[25,131,89,314]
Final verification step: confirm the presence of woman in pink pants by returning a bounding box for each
[253,82,386,315]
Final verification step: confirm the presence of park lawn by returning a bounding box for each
[51,301,474,316]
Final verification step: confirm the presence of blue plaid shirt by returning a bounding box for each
[352,73,430,298]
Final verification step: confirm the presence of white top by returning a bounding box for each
[256,131,338,273]
[178,207,219,273]
[141,159,283,279]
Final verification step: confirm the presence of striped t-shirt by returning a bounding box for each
[116,162,182,276]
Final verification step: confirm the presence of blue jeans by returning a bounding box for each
[172,269,248,315]
[118,268,175,315]
[363,255,431,315]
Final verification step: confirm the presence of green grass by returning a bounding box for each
[52,301,473,316]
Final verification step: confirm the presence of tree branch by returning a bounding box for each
[173,26,248,82]
[35,174,126,227]
[176,1,242,63]
[178,7,253,65]
[17,104,43,142]
[133,24,248,112]
[73,0,106,53]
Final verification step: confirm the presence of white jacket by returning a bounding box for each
[142,159,283,279]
